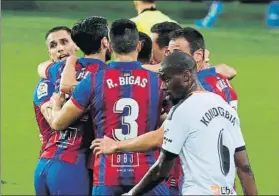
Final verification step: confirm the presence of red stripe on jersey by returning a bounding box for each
[94,70,122,186]
[205,76,227,100]
[217,74,238,101]
[33,103,52,154]
[131,70,150,184]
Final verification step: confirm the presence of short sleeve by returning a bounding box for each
[162,106,189,155]
[33,79,55,107]
[234,118,246,152]
[46,62,64,83]
[71,73,93,110]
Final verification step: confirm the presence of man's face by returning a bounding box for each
[168,38,204,69]
[159,67,189,105]
[151,33,167,64]
[168,38,191,55]
[46,30,77,62]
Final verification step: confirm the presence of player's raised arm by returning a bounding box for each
[49,73,93,130]
[60,55,79,94]
[91,127,164,155]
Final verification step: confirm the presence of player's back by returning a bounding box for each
[91,61,163,186]
[41,57,107,164]
[175,92,239,195]
[131,10,177,37]
[198,67,238,110]
[33,79,55,153]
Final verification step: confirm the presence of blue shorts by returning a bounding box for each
[169,186,180,195]
[92,184,169,196]
[34,155,90,195]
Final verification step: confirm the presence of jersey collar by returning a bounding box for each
[108,61,142,70]
[140,7,157,14]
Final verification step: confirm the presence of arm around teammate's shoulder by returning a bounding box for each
[215,64,237,80]
[37,60,53,79]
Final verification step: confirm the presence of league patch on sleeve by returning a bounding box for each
[37,82,48,99]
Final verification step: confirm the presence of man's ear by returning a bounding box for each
[164,47,170,57]
[136,40,142,53]
[183,70,191,83]
[101,37,109,50]
[193,49,204,70]
[48,50,54,62]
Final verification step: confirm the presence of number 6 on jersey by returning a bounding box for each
[112,98,139,141]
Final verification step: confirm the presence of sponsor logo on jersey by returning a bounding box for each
[211,185,235,195]
[37,82,48,99]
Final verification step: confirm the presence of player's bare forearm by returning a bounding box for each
[40,101,54,125]
[129,149,176,196]
[215,64,237,80]
[60,56,78,94]
[235,150,258,195]
[116,127,164,152]
[38,60,53,78]
[50,94,84,130]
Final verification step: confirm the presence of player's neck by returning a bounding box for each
[84,53,105,62]
[114,52,138,62]
[137,4,156,15]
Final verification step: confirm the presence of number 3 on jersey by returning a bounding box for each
[112,98,139,141]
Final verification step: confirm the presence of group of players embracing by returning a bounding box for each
[33,13,257,196]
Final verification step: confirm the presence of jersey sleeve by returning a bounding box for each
[46,62,64,84]
[234,118,246,152]
[33,80,55,107]
[71,73,93,110]
[162,106,189,155]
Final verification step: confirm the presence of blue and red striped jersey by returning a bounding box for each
[198,67,238,110]
[33,79,55,154]
[41,58,107,164]
[71,61,164,186]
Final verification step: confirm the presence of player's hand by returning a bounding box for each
[39,134,43,144]
[50,92,66,108]
[90,136,118,156]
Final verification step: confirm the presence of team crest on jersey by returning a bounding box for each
[37,82,48,99]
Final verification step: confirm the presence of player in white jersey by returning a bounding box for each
[124,51,257,195]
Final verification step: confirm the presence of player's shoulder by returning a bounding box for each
[33,79,54,103]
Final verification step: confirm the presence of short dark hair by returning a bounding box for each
[161,51,196,74]
[71,16,108,55]
[170,27,205,54]
[151,22,182,49]
[110,19,139,54]
[45,26,71,40]
[138,32,152,64]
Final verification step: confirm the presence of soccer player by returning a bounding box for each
[138,31,152,65]
[150,22,182,64]
[34,16,110,195]
[48,19,169,196]
[124,51,257,195]
[33,26,77,153]
[131,0,177,37]
[91,26,239,193]
[168,27,238,109]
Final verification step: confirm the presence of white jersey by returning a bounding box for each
[162,92,245,195]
